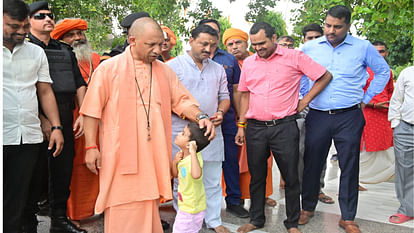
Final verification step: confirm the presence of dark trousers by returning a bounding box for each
[24,105,75,220]
[302,108,365,220]
[3,143,41,233]
[49,106,75,216]
[22,142,49,227]
[246,118,300,229]
[222,133,242,205]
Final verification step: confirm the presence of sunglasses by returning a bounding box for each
[33,13,54,20]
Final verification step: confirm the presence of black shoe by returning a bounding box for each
[161,219,170,230]
[226,204,249,218]
[21,225,37,233]
[37,199,49,216]
[50,216,87,233]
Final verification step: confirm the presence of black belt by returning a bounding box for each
[248,114,298,127]
[310,104,360,115]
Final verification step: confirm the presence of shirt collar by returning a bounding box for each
[254,44,283,61]
[213,48,226,58]
[320,33,353,47]
[3,40,26,54]
[184,51,210,68]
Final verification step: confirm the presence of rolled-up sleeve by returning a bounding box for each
[218,67,230,102]
[362,44,390,104]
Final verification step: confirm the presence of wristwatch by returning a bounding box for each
[196,112,209,122]
[51,125,63,131]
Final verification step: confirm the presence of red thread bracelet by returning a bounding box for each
[85,145,98,151]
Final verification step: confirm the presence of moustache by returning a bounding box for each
[12,32,27,37]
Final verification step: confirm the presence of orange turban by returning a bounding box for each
[161,26,177,46]
[222,28,248,46]
[51,18,88,40]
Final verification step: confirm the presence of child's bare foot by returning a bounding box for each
[237,223,258,233]
[214,225,230,233]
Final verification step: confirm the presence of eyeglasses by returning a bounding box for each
[279,43,294,49]
[305,35,322,40]
[33,13,54,20]
[378,50,386,53]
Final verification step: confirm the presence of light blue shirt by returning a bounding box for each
[302,34,390,110]
[167,52,230,161]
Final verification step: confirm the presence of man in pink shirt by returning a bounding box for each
[235,22,332,233]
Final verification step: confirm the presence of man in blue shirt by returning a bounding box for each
[198,19,249,218]
[299,5,390,233]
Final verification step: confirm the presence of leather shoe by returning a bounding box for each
[298,210,314,225]
[50,216,87,233]
[339,219,361,233]
[21,225,37,233]
[161,219,170,230]
[226,204,249,218]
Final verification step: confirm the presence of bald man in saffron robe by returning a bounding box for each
[80,18,215,233]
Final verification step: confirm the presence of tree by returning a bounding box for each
[290,0,413,67]
[244,1,288,38]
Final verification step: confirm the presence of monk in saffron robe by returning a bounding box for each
[222,28,276,206]
[51,18,101,222]
[80,18,215,233]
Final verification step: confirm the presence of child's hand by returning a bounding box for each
[189,141,197,154]
[174,151,184,163]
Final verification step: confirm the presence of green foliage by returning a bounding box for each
[245,0,278,23]
[218,17,232,50]
[244,1,288,40]
[393,62,413,80]
[261,11,288,38]
[186,0,222,38]
[291,0,413,67]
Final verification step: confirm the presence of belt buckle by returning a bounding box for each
[265,120,277,127]
[328,109,335,115]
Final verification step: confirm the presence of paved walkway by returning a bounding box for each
[37,149,414,232]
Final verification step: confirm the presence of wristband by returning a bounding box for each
[85,145,98,151]
[237,121,247,128]
[51,126,63,131]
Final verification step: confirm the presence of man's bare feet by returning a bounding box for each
[214,225,230,233]
[237,223,258,233]
[265,197,277,207]
[358,185,367,191]
[287,227,302,233]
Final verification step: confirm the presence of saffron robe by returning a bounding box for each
[67,52,101,220]
[80,46,198,216]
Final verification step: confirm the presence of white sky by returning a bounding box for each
[210,0,302,34]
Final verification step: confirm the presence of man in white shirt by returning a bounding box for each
[388,66,414,224]
[3,1,63,232]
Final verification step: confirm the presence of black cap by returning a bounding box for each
[120,12,150,29]
[29,1,50,17]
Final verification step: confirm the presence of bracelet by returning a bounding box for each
[51,126,63,131]
[196,112,209,122]
[217,109,225,115]
[85,145,98,151]
[237,121,247,128]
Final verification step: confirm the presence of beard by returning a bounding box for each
[72,39,93,62]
